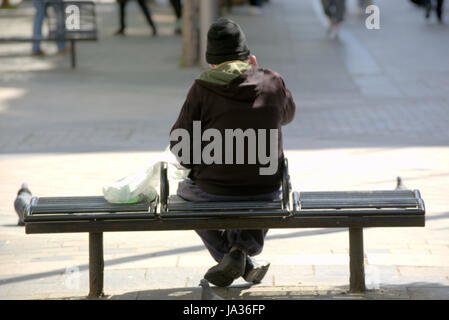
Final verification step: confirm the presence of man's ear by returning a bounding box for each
[249,55,258,66]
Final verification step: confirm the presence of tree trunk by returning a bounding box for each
[182,0,199,67]
[1,0,11,9]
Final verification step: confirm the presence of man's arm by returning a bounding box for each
[280,77,296,125]
[169,83,201,169]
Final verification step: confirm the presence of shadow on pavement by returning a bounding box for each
[96,282,449,300]
[2,212,449,287]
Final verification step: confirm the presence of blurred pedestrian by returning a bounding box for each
[14,183,32,226]
[169,0,182,34]
[31,0,68,56]
[321,0,346,39]
[248,0,263,15]
[425,0,445,22]
[115,0,157,36]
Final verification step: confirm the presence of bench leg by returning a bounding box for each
[349,227,366,293]
[88,232,104,298]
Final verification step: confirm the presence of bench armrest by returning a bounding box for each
[160,162,169,212]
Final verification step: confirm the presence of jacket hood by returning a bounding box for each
[195,65,265,102]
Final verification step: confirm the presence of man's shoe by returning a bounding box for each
[114,29,125,36]
[243,257,270,284]
[204,249,246,287]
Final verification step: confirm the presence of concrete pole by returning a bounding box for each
[199,0,219,68]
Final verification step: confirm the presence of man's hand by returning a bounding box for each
[249,55,258,67]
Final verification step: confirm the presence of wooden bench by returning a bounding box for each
[0,1,97,68]
[24,160,425,298]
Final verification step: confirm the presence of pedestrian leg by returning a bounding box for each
[136,0,157,36]
[170,0,182,20]
[437,0,444,22]
[115,0,127,35]
[169,0,182,34]
[31,0,45,54]
[54,0,67,52]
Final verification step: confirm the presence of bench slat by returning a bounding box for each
[296,208,424,216]
[299,190,419,209]
[25,212,156,222]
[300,190,414,198]
[161,209,290,218]
[30,196,154,214]
[300,199,417,209]
[167,195,282,212]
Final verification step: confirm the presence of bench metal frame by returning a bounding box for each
[24,160,426,298]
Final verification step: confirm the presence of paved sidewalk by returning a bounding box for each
[0,0,448,299]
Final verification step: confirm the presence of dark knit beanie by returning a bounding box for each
[206,18,250,65]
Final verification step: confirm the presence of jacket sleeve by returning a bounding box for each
[169,83,201,169]
[279,77,296,126]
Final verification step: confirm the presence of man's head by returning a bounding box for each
[206,18,251,66]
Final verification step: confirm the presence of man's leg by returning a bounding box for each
[178,179,231,262]
[177,179,277,286]
[136,0,157,35]
[226,229,269,258]
[178,179,277,262]
[31,0,45,54]
[195,230,229,263]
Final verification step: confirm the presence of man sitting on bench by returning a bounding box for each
[169,18,296,287]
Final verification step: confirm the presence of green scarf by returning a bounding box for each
[199,61,252,85]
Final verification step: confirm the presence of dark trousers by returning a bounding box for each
[169,0,182,20]
[321,0,346,24]
[118,0,156,32]
[177,179,281,262]
[249,0,263,6]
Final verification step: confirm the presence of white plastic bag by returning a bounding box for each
[102,147,189,204]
